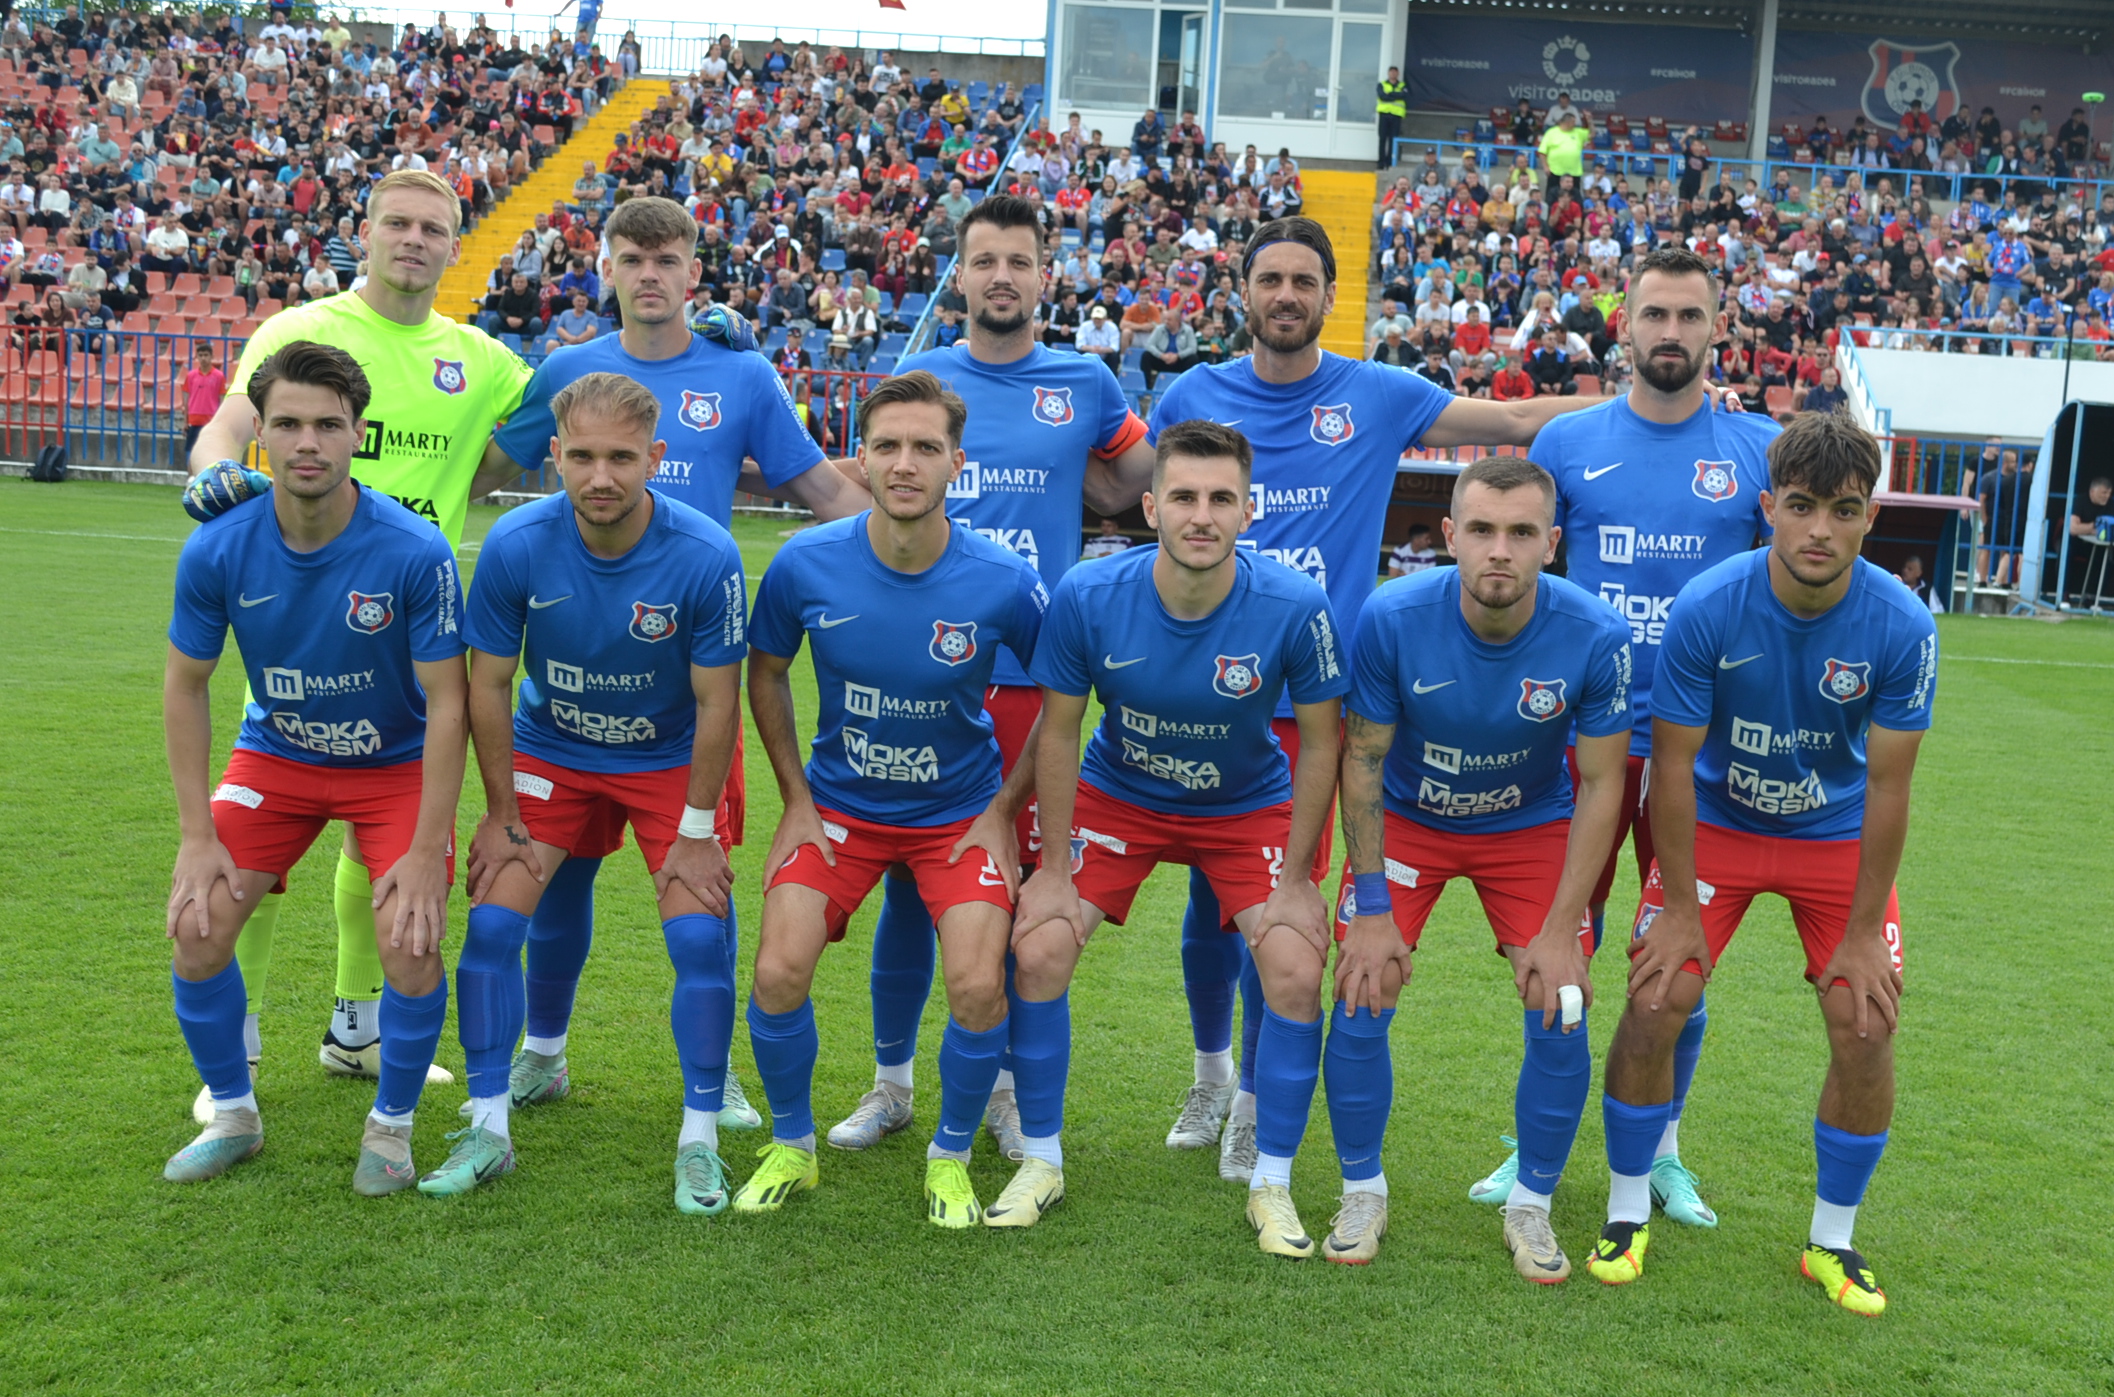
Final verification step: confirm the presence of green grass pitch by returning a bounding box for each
[4,482,2112,1395]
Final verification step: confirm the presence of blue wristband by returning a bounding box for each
[1352,871,1392,916]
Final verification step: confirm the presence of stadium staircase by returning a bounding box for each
[436,79,662,323]
[1298,170,1373,358]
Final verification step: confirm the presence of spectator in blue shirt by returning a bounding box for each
[544,289,599,355]
[1132,107,1165,160]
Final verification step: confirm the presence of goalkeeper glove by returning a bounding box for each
[690,303,760,354]
[183,460,274,522]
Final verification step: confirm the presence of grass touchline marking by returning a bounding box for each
[1947,655,2114,669]
[0,526,190,544]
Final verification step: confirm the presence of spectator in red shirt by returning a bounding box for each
[1492,356,1535,400]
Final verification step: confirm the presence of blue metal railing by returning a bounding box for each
[1388,137,2113,211]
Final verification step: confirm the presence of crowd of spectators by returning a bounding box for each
[0,5,611,356]
[1373,99,2114,417]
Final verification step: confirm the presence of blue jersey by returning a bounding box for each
[1652,551,1938,841]
[1149,354,1452,716]
[1348,569,1632,833]
[463,490,748,774]
[895,343,1136,688]
[492,333,824,527]
[1531,396,1780,754]
[1032,547,1349,817]
[748,515,1048,826]
[169,485,465,767]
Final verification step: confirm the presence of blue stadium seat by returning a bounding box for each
[1119,369,1145,393]
[1630,131,1650,152]
[897,293,927,318]
[968,81,989,107]
[917,157,937,178]
[1629,156,1656,176]
[1767,135,1790,159]
[821,248,846,271]
[965,188,986,204]
[1473,119,1495,141]
[1022,83,1043,107]
[870,354,896,373]
[499,332,524,353]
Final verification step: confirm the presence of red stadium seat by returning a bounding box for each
[171,273,202,296]
[1765,386,1793,415]
[253,299,282,319]
[205,276,235,298]
[1575,373,1602,396]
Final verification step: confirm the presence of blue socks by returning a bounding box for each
[1237,949,1263,1094]
[375,977,448,1120]
[1322,1004,1394,1184]
[1814,1119,1889,1207]
[664,913,734,1113]
[1006,990,1071,1140]
[1670,994,1706,1122]
[869,870,937,1070]
[933,1017,1008,1155]
[172,961,251,1104]
[457,904,530,1102]
[1253,1007,1324,1164]
[1513,1010,1591,1202]
[1179,866,1238,1054]
[524,855,599,1043]
[747,997,818,1146]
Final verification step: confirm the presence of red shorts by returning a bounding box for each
[548,726,747,862]
[210,748,454,893]
[1273,714,1336,885]
[511,751,741,873]
[1331,813,1592,954]
[985,683,1043,867]
[1065,782,1294,927]
[768,807,1014,940]
[1633,822,1904,985]
[1571,748,1651,906]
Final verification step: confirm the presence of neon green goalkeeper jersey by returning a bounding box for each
[234,292,531,547]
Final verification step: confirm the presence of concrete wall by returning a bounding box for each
[1853,349,2114,442]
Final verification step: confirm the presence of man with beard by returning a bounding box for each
[1588,411,1934,1316]
[1144,218,1731,1199]
[1467,245,1778,1231]
[823,194,1155,1157]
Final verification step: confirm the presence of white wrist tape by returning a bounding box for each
[678,804,717,840]
[1558,983,1584,1027]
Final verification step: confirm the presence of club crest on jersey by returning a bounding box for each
[1213,653,1264,699]
[679,390,723,431]
[1517,678,1568,722]
[1068,836,1087,875]
[1309,403,1355,447]
[930,620,978,666]
[346,591,394,634]
[1032,385,1074,427]
[1692,459,1740,502]
[630,602,679,643]
[432,359,467,395]
[1819,658,1871,703]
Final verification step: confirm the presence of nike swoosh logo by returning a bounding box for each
[1582,462,1623,480]
[237,593,276,607]
[474,1157,508,1181]
[1411,679,1455,694]
[1104,655,1147,669]
[527,595,571,609]
[817,613,859,628]
[1719,653,1763,669]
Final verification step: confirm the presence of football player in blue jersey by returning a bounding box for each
[1331,457,1632,1272]
[1586,411,1935,1317]
[439,372,751,1208]
[740,371,1049,1227]
[162,342,469,1193]
[1148,217,1741,1183]
[1469,246,1781,1226]
[831,194,1154,1158]
[479,197,872,1134]
[1007,420,1349,1242]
